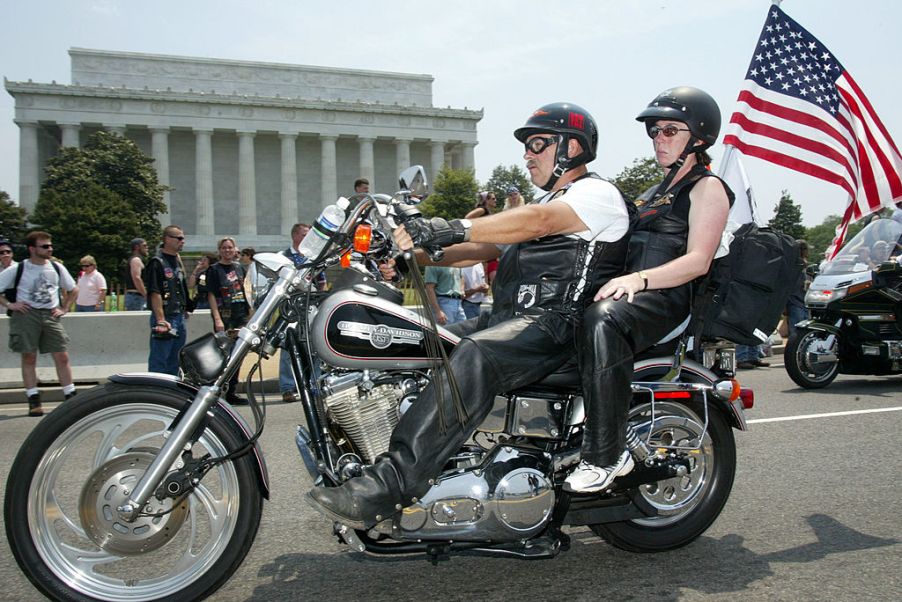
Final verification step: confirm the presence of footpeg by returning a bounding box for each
[334,522,366,552]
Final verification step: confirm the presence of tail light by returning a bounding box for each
[653,391,691,399]
[739,388,754,410]
[354,224,372,253]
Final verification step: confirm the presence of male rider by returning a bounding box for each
[307,103,636,529]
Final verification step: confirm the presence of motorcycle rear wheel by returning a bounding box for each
[4,383,263,602]
[785,329,840,389]
[591,400,736,552]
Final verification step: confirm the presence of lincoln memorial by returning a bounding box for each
[5,48,483,251]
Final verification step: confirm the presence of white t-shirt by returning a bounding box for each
[0,259,76,309]
[542,176,630,242]
[76,270,108,306]
[462,263,487,304]
[0,260,17,276]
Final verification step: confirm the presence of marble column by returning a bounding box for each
[150,127,171,217]
[194,129,214,236]
[280,133,298,235]
[461,142,476,172]
[320,135,338,206]
[395,138,412,174]
[59,123,81,148]
[430,140,446,178]
[357,137,375,188]
[237,131,257,236]
[16,120,40,212]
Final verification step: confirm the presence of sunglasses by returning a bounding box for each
[524,136,558,155]
[38,244,53,249]
[80,264,93,268]
[647,124,691,139]
[166,234,186,241]
[0,250,11,255]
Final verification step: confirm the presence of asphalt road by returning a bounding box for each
[0,362,900,602]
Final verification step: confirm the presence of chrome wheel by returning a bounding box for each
[628,402,712,527]
[786,329,840,389]
[28,402,241,602]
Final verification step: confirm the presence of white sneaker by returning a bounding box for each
[563,451,635,493]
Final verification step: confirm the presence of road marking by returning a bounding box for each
[748,406,902,424]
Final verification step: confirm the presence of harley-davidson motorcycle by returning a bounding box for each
[785,217,902,388]
[5,167,752,602]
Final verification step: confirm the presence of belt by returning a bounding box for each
[437,293,462,300]
[125,290,142,294]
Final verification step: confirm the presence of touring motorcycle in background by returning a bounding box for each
[785,217,902,388]
[5,167,752,602]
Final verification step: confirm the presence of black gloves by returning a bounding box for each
[405,217,471,248]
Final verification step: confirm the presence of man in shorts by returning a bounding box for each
[0,231,79,416]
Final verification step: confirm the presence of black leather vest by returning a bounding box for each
[150,252,188,315]
[626,165,734,273]
[490,176,634,325]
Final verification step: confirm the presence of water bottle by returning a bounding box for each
[296,198,349,261]
[109,291,119,312]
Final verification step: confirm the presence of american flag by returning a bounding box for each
[723,4,902,258]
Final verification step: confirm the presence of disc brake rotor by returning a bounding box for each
[78,451,189,556]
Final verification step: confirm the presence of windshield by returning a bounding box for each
[821,218,902,276]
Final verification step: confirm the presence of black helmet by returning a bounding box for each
[515,102,598,170]
[636,86,721,149]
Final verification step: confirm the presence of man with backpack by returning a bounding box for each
[0,231,79,416]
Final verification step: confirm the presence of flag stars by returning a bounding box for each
[755,53,764,62]
[808,41,817,50]
[765,77,774,86]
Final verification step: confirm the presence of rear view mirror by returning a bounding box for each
[398,165,428,198]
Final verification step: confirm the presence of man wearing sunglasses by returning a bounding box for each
[145,225,191,375]
[0,238,16,274]
[0,231,79,416]
[307,102,636,530]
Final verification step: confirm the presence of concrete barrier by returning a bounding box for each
[0,310,279,388]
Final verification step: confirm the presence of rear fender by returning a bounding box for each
[796,320,841,336]
[108,372,270,499]
[632,357,748,431]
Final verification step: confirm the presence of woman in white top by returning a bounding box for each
[75,255,107,312]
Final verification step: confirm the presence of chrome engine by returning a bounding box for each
[375,445,556,542]
[321,371,411,463]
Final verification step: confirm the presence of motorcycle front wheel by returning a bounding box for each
[4,383,263,602]
[591,399,736,552]
[785,328,840,389]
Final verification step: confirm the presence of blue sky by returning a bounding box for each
[2,0,900,226]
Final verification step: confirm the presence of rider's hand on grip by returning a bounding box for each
[405,217,470,248]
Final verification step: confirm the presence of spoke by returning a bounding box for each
[58,541,123,569]
[44,489,87,539]
[92,421,126,468]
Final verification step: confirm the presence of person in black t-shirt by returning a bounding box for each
[206,237,250,405]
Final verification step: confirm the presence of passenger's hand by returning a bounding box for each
[213,318,225,332]
[378,258,398,280]
[434,309,448,325]
[596,272,646,303]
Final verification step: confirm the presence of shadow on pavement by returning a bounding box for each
[243,513,897,601]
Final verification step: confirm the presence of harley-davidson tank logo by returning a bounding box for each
[337,320,424,350]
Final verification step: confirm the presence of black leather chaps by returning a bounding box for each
[577,286,690,466]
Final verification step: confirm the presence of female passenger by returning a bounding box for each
[566,87,734,492]
[465,191,497,219]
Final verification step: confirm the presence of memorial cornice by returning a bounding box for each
[4,80,483,121]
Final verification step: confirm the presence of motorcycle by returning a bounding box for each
[785,217,902,389]
[5,166,752,602]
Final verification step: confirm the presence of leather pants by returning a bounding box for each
[578,287,689,466]
[336,311,578,525]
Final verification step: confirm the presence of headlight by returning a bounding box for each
[805,287,847,304]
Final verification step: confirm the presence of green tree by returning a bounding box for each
[42,131,166,243]
[31,182,143,284]
[805,214,866,262]
[768,190,806,240]
[485,165,535,208]
[610,157,661,202]
[418,167,479,220]
[0,190,29,244]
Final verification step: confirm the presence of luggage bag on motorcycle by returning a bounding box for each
[692,223,803,345]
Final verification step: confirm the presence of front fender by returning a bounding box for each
[108,372,270,499]
[796,319,841,336]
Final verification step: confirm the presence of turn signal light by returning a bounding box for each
[354,224,372,253]
[340,251,351,268]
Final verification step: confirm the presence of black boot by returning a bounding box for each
[307,458,405,529]
[28,393,43,417]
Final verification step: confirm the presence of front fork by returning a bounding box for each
[117,267,298,521]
